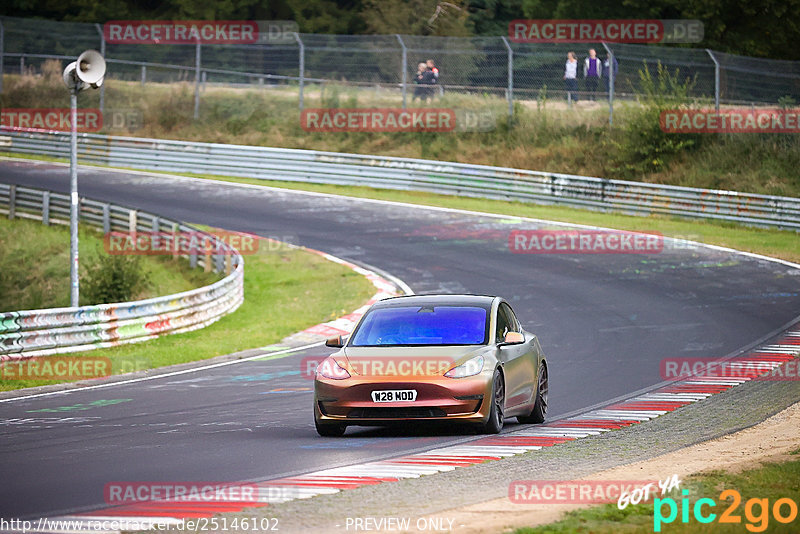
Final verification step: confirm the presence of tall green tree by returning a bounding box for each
[362,0,474,36]
[519,0,800,59]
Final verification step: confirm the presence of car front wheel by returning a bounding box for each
[518,362,547,424]
[480,369,505,434]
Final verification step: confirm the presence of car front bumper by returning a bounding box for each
[314,371,494,426]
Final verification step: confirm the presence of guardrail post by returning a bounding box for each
[215,237,223,272]
[141,64,146,86]
[396,35,407,109]
[501,37,514,121]
[95,24,106,115]
[8,184,15,220]
[152,215,160,251]
[204,248,212,272]
[293,33,304,111]
[172,222,179,260]
[128,209,137,233]
[0,19,5,94]
[706,49,720,112]
[601,42,614,125]
[194,41,201,120]
[102,203,110,233]
[43,190,50,225]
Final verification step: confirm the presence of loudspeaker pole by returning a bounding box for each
[69,87,79,307]
[63,49,105,307]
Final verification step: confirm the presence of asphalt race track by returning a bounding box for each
[2,159,800,520]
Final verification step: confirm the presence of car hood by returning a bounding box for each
[341,345,487,377]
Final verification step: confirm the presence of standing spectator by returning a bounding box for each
[604,53,619,94]
[413,62,428,102]
[426,59,440,98]
[426,59,439,81]
[564,51,579,103]
[583,48,602,101]
[421,62,437,100]
[413,62,436,102]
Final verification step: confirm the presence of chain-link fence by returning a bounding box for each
[1,15,799,123]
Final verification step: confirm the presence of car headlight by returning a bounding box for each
[444,355,484,378]
[316,356,351,380]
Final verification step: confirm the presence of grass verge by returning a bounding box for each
[514,450,800,533]
[0,224,376,392]
[0,216,218,311]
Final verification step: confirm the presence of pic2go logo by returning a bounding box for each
[654,489,799,532]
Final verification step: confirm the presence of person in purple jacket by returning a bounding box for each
[583,48,602,101]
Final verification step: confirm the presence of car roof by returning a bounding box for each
[371,294,498,309]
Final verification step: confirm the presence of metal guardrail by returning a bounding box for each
[0,183,244,359]
[3,130,799,231]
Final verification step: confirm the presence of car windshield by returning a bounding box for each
[349,305,489,346]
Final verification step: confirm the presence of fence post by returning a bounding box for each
[194,41,201,119]
[293,33,304,111]
[8,184,15,220]
[396,34,407,109]
[43,190,50,225]
[20,54,24,75]
[0,19,4,94]
[172,222,179,260]
[214,238,223,272]
[102,203,110,233]
[152,215,160,251]
[141,64,146,86]
[501,37,514,121]
[188,225,198,268]
[95,24,105,115]
[706,49,720,112]
[601,42,614,125]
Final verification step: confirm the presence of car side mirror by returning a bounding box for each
[325,335,344,348]
[500,332,525,345]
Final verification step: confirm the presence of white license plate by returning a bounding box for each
[371,389,417,402]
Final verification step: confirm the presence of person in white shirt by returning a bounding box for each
[564,51,578,102]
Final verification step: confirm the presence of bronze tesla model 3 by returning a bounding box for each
[313,294,548,437]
